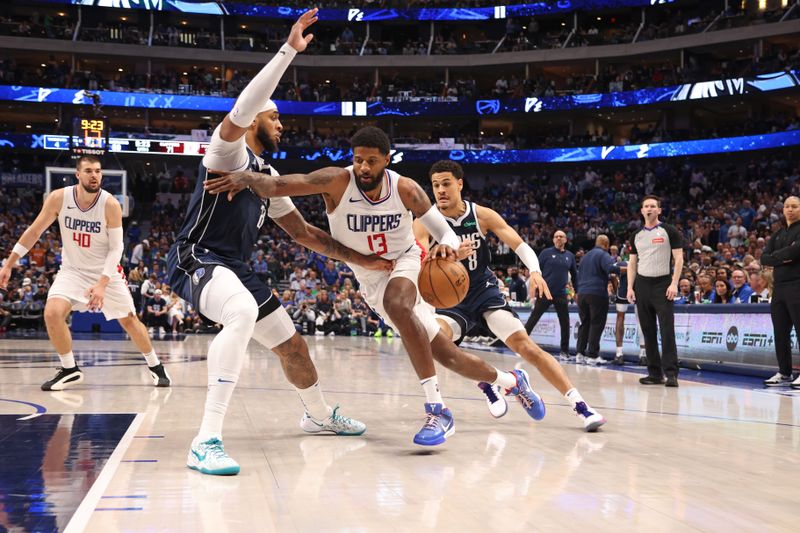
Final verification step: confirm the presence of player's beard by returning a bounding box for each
[81,182,101,194]
[256,126,278,154]
[355,169,384,193]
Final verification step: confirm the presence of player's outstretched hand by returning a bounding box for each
[204,171,257,201]
[287,8,318,53]
[529,272,552,300]
[427,244,457,262]
[0,265,11,289]
[456,239,473,261]
[86,283,105,311]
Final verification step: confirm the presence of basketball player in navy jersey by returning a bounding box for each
[167,10,389,476]
[0,155,170,391]
[205,126,546,446]
[413,160,605,431]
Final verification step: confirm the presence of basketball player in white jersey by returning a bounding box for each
[205,126,547,446]
[413,160,605,431]
[0,155,170,391]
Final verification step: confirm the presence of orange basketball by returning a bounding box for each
[418,257,470,308]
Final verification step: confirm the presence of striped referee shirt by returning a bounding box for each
[630,223,683,278]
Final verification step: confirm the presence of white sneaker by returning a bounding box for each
[300,406,366,435]
[763,372,793,387]
[314,330,325,336]
[575,353,587,364]
[574,402,606,432]
[186,437,240,476]
[478,381,508,418]
[558,352,572,362]
[588,356,608,366]
[792,375,800,390]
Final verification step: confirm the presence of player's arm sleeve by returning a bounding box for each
[515,243,541,274]
[201,125,250,173]
[418,206,460,250]
[102,200,125,280]
[228,44,296,128]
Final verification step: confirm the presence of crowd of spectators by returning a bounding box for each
[2,151,799,335]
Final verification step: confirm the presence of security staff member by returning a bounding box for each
[760,196,800,389]
[524,230,578,360]
[575,235,620,365]
[626,195,683,387]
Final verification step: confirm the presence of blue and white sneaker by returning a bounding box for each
[574,401,606,432]
[413,403,455,446]
[505,369,546,421]
[478,382,508,418]
[186,437,240,476]
[300,406,366,436]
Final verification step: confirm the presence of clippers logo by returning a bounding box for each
[525,97,543,113]
[725,326,739,352]
[348,9,364,21]
[475,100,501,115]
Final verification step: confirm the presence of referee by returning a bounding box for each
[760,196,800,389]
[626,195,684,387]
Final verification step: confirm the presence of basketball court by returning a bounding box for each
[1,334,797,532]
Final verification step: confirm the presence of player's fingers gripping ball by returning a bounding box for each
[419,257,470,308]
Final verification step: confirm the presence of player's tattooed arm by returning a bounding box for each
[204,166,349,201]
[397,177,433,217]
[274,210,393,272]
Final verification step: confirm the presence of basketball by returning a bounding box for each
[418,257,470,308]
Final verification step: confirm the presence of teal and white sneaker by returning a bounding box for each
[300,406,366,436]
[186,437,240,476]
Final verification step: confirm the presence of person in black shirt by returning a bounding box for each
[524,230,578,360]
[146,289,170,334]
[761,196,800,388]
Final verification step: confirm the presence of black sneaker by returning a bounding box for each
[665,376,679,388]
[638,356,648,366]
[612,356,624,366]
[639,375,666,385]
[41,366,84,391]
[148,364,171,387]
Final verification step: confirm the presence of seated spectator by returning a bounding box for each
[349,294,369,335]
[167,291,186,333]
[729,269,754,303]
[710,280,734,304]
[674,278,695,305]
[366,309,394,338]
[146,289,170,335]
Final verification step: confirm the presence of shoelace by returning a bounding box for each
[203,439,228,459]
[422,412,440,430]
[329,407,357,427]
[573,401,590,417]
[517,392,534,410]
[480,383,501,404]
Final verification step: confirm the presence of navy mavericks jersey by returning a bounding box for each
[175,148,272,263]
[441,201,493,289]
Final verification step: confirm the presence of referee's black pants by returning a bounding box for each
[576,293,609,358]
[525,295,570,353]
[634,275,678,378]
[770,283,800,377]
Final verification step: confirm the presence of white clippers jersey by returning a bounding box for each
[327,166,415,269]
[58,185,112,273]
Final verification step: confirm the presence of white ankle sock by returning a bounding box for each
[59,351,76,369]
[565,388,585,408]
[142,349,159,367]
[492,369,518,390]
[420,376,444,406]
[295,381,332,420]
[615,347,623,357]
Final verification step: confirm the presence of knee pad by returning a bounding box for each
[251,307,296,349]
[436,314,462,342]
[199,267,258,335]
[484,309,525,343]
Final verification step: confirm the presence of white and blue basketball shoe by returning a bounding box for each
[187,437,240,476]
[506,369,546,421]
[413,403,455,446]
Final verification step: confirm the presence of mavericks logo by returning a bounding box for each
[192,267,206,286]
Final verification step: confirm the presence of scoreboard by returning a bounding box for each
[70,117,109,158]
